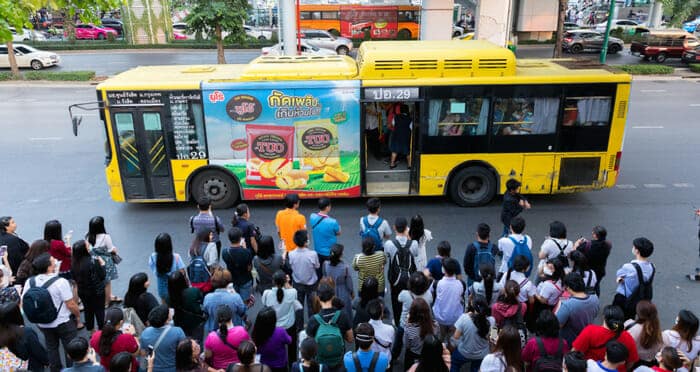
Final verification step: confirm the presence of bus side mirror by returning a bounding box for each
[72,116,82,136]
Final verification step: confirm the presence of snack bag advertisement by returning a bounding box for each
[202,80,360,199]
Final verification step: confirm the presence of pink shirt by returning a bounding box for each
[204,326,250,369]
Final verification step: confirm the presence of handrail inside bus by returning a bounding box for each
[68,101,105,136]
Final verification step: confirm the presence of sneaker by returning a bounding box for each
[687,274,700,281]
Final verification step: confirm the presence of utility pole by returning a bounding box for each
[599,0,616,63]
[553,0,566,58]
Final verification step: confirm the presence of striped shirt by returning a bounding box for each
[353,252,386,293]
[190,212,225,243]
[403,320,439,355]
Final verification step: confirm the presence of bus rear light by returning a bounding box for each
[614,151,622,171]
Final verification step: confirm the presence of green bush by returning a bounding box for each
[0,72,14,81]
[689,64,700,73]
[615,64,674,75]
[23,71,96,81]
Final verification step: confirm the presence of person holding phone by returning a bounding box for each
[0,216,30,277]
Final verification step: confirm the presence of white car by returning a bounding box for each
[261,41,337,56]
[595,19,642,32]
[0,44,60,70]
[300,29,353,55]
[10,27,46,42]
[172,22,196,40]
[245,25,272,41]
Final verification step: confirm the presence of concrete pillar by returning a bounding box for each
[420,0,455,40]
[649,0,663,28]
[279,0,296,55]
[475,0,513,47]
[122,0,170,44]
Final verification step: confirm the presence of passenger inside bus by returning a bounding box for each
[388,103,412,169]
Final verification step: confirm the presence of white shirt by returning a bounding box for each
[398,289,433,327]
[586,360,618,372]
[22,273,73,328]
[498,270,535,303]
[536,279,563,306]
[359,215,393,241]
[93,233,115,252]
[662,329,700,372]
[365,103,380,130]
[480,352,506,372]
[537,238,573,271]
[261,287,303,329]
[497,234,533,274]
[369,318,395,360]
[411,229,432,271]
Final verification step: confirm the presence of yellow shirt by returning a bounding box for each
[275,208,306,252]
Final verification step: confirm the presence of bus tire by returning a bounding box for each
[448,166,497,207]
[190,169,239,209]
[397,29,411,40]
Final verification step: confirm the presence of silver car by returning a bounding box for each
[300,29,353,55]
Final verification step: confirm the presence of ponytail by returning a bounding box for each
[273,270,286,304]
[276,287,284,304]
[471,295,491,339]
[232,204,249,227]
[215,305,233,344]
[100,307,124,356]
[479,262,496,305]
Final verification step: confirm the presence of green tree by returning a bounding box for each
[659,0,699,27]
[184,0,250,64]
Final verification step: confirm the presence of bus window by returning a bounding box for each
[142,113,168,177]
[300,12,311,20]
[428,98,489,137]
[114,113,141,178]
[493,97,559,136]
[398,10,414,22]
[562,96,611,127]
[322,11,339,20]
[312,11,322,20]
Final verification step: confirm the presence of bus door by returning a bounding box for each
[111,109,175,201]
[361,87,421,196]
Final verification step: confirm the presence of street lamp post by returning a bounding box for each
[599,0,616,64]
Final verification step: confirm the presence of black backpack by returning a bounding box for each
[584,270,597,295]
[22,276,63,324]
[388,239,416,288]
[551,239,570,268]
[533,337,564,372]
[352,351,380,372]
[624,262,655,316]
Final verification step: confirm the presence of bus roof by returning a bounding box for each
[96,64,246,91]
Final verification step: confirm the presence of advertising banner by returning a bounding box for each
[202,80,361,200]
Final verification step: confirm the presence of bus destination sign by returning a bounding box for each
[364,87,419,101]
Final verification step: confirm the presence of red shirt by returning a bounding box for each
[90,331,139,371]
[522,337,570,372]
[49,239,72,272]
[572,325,639,372]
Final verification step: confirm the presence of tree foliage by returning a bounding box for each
[658,0,698,27]
[184,0,250,64]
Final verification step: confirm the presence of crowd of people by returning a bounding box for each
[0,182,699,372]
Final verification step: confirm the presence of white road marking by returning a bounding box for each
[640,89,666,93]
[673,183,694,188]
[29,137,63,141]
[690,104,700,107]
[632,126,664,129]
[616,184,637,189]
[643,184,666,188]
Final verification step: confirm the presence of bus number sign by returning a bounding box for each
[364,87,419,101]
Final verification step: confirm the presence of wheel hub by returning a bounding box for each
[203,178,227,201]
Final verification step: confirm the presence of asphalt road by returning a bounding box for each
[1,80,699,329]
[25,43,685,77]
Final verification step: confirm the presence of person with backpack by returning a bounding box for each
[190,197,225,258]
[366,299,395,361]
[305,282,353,372]
[187,229,215,295]
[571,305,639,372]
[555,272,600,345]
[498,255,536,311]
[522,310,570,372]
[311,197,341,277]
[613,237,655,320]
[449,294,494,372]
[432,258,466,341]
[21,253,81,372]
[343,323,390,372]
[463,223,497,286]
[384,217,418,327]
[574,225,611,296]
[491,280,527,329]
[222,227,254,306]
[498,216,533,279]
[167,271,205,340]
[500,178,530,238]
[359,198,392,252]
[537,221,573,281]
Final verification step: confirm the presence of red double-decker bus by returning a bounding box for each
[299,4,420,40]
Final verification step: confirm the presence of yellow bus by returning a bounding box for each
[70,40,631,208]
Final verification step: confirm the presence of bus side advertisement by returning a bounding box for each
[202,80,361,200]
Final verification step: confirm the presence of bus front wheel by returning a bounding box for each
[448,166,497,207]
[191,169,239,209]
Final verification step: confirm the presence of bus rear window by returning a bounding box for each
[562,97,611,127]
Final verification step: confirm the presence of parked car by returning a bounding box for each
[564,22,580,30]
[453,25,465,37]
[682,45,700,64]
[631,29,700,63]
[100,18,124,37]
[299,29,353,55]
[172,22,195,40]
[72,24,118,40]
[562,30,624,54]
[595,19,642,32]
[261,41,337,56]
[0,44,60,70]
[683,16,700,33]
[244,25,272,40]
[10,27,46,42]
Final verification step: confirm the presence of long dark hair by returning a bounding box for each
[635,301,662,350]
[673,309,699,352]
[299,338,320,372]
[189,228,212,257]
[273,270,286,304]
[216,305,233,343]
[479,262,496,305]
[175,338,198,370]
[359,277,379,307]
[569,250,590,276]
[408,297,434,338]
[495,325,524,371]
[25,239,50,261]
[498,280,521,305]
[603,305,626,338]
[43,219,63,242]
[470,295,491,339]
[86,216,107,246]
[415,334,448,372]
[409,214,425,241]
[154,233,174,275]
[0,302,24,349]
[329,243,343,266]
[232,204,250,226]
[506,254,530,282]
[544,256,566,282]
[252,307,276,347]
[257,236,275,260]
[167,271,189,308]
[124,272,149,309]
[70,240,91,276]
[99,307,124,356]
[237,340,257,370]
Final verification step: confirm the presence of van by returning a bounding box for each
[630,28,699,63]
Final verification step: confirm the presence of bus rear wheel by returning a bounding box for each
[448,166,497,207]
[191,169,239,209]
[397,29,412,40]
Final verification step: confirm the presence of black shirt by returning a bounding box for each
[583,239,612,280]
[0,232,29,276]
[135,292,160,326]
[500,192,524,225]
[222,246,253,286]
[306,308,352,338]
[233,219,257,256]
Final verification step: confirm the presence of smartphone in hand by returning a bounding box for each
[0,245,7,257]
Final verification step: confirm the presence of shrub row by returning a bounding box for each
[615,64,674,75]
[0,71,96,81]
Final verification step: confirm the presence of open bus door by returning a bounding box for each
[110,108,175,201]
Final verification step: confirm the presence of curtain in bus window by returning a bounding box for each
[428,99,442,136]
[531,97,559,134]
[576,98,611,125]
[477,99,489,135]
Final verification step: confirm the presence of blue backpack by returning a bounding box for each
[472,241,495,281]
[187,245,211,285]
[360,216,384,251]
[507,236,533,277]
